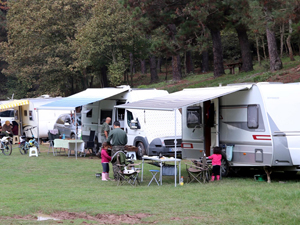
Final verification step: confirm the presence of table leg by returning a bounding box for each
[160,163,162,185]
[179,161,181,184]
[141,158,144,182]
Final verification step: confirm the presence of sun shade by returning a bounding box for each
[115,84,253,111]
[38,87,130,110]
[0,99,29,111]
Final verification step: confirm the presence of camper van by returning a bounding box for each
[81,86,171,155]
[123,109,182,158]
[181,82,300,175]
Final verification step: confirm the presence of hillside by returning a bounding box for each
[132,56,300,93]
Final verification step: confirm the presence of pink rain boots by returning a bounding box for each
[105,173,111,180]
[102,173,107,181]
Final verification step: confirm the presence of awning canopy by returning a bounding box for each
[115,84,253,111]
[38,87,130,110]
[0,99,29,111]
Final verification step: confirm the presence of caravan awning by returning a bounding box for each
[115,84,253,111]
[38,87,130,110]
[0,99,29,111]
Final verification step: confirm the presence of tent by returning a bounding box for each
[115,84,253,186]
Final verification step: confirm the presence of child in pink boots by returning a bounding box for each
[101,142,112,181]
[208,146,222,181]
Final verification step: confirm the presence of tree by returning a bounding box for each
[1,0,90,97]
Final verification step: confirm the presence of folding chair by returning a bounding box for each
[114,151,140,186]
[85,130,96,156]
[47,130,60,156]
[185,158,211,184]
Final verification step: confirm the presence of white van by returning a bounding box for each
[123,109,182,158]
[81,86,169,154]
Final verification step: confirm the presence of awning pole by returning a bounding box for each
[37,108,40,146]
[174,109,177,187]
[75,110,77,160]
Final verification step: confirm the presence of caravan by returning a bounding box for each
[81,86,170,155]
[181,82,300,175]
[0,96,69,139]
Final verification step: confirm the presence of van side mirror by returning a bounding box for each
[64,122,70,126]
[129,120,138,129]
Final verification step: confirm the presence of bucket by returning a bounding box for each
[254,174,265,181]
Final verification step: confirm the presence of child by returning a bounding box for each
[101,142,112,181]
[208,146,222,181]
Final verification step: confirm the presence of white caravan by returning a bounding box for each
[0,96,69,139]
[181,82,300,175]
[81,86,170,154]
[121,109,182,158]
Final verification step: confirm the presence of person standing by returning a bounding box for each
[107,121,127,180]
[101,117,111,144]
[208,146,222,181]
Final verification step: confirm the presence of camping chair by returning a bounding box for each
[113,151,140,186]
[47,129,61,156]
[85,130,96,156]
[185,157,211,184]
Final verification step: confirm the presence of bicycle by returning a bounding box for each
[19,126,39,155]
[0,134,12,155]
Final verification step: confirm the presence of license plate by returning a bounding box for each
[169,147,181,152]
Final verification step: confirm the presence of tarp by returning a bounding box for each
[115,84,253,111]
[38,87,130,110]
[0,99,29,111]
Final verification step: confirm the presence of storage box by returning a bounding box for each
[162,165,177,176]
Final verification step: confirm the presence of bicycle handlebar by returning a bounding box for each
[24,126,37,132]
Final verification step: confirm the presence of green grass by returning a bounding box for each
[136,56,300,93]
[1,145,300,224]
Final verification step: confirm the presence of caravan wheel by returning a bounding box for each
[137,142,146,159]
[221,152,229,177]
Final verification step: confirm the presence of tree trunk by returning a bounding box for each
[140,59,146,74]
[266,27,283,71]
[129,53,134,86]
[172,54,182,80]
[101,66,109,87]
[157,57,162,73]
[210,29,225,77]
[186,51,194,74]
[236,25,253,72]
[149,55,158,83]
[286,19,295,61]
[280,23,285,58]
[202,50,209,72]
[261,36,267,59]
[255,35,261,66]
[167,24,182,80]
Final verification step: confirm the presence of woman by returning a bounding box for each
[2,121,13,136]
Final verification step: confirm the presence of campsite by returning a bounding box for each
[1,146,300,224]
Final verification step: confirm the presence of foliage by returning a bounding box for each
[1,0,91,98]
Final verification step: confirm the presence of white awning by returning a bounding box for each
[115,84,253,111]
[38,87,130,110]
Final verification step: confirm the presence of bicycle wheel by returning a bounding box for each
[19,142,28,155]
[2,141,12,155]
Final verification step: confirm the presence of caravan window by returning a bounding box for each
[24,110,28,117]
[247,105,259,129]
[29,110,33,121]
[187,106,202,128]
[86,109,92,118]
[100,110,112,124]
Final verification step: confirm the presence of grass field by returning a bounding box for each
[1,145,300,224]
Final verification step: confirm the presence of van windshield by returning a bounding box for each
[0,110,13,117]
